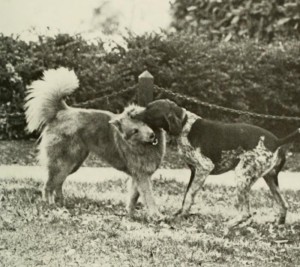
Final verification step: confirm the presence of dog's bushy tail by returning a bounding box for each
[25,67,79,132]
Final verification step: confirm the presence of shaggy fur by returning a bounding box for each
[25,68,166,218]
[134,99,300,226]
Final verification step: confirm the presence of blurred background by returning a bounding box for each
[0,0,171,41]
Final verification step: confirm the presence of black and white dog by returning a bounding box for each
[135,99,300,226]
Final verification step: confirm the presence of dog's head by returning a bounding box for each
[109,105,158,146]
[133,99,187,136]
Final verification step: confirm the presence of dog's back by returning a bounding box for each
[189,119,278,151]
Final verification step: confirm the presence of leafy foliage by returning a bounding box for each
[170,0,300,42]
[122,34,300,138]
[0,33,135,139]
[1,33,300,140]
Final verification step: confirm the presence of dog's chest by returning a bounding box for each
[178,112,214,171]
[179,113,241,173]
[178,136,215,172]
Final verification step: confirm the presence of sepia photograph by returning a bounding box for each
[1,0,300,266]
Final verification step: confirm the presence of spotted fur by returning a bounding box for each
[213,147,245,174]
[179,113,286,226]
[134,99,299,225]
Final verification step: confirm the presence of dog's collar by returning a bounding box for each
[181,109,200,137]
[182,113,188,128]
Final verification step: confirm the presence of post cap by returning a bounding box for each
[138,70,153,79]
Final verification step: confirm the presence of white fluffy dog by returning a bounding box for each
[25,68,166,218]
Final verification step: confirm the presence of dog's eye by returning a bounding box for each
[131,129,139,135]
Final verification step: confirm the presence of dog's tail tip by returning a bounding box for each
[276,127,300,148]
[26,67,79,99]
[40,67,79,94]
[25,67,79,132]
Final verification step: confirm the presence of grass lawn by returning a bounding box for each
[1,175,300,267]
[1,140,300,266]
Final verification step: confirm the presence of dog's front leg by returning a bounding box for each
[178,168,211,216]
[176,150,214,216]
[135,175,163,220]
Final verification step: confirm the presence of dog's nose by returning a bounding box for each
[149,132,155,140]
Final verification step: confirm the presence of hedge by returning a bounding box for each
[0,33,300,142]
[170,0,300,42]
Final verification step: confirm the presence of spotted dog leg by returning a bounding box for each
[229,164,259,227]
[176,149,214,216]
[228,136,280,227]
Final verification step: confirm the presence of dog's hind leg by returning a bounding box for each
[44,161,73,206]
[43,168,56,205]
[54,151,89,205]
[228,145,278,228]
[227,156,264,228]
[264,172,289,224]
[229,174,255,227]
[126,178,140,217]
[43,139,89,206]
[44,163,68,205]
[263,156,288,224]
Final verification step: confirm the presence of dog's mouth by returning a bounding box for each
[151,137,158,146]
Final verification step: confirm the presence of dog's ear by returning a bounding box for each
[131,110,145,121]
[109,117,123,133]
[164,103,185,135]
[164,113,182,135]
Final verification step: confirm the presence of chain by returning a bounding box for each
[81,87,116,99]
[72,84,137,108]
[0,85,136,120]
[155,85,300,122]
[2,84,300,123]
[0,112,25,119]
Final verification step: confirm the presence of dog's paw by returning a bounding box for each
[173,209,190,219]
[173,208,183,217]
[148,211,166,222]
[277,215,286,225]
[226,214,252,229]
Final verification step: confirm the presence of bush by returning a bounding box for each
[0,34,136,139]
[0,33,300,141]
[170,0,300,42]
[121,34,300,139]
